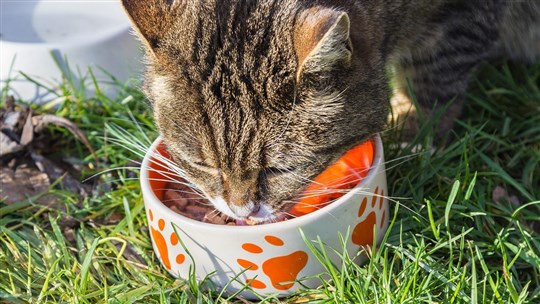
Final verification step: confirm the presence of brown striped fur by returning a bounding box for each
[122,0,540,220]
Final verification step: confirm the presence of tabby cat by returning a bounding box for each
[121,0,540,222]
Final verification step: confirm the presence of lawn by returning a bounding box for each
[1,60,539,303]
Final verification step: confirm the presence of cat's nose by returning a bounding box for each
[222,172,260,217]
[248,204,261,217]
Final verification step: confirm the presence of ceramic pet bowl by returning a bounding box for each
[140,135,389,299]
[0,0,142,103]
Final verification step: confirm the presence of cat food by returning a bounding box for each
[161,180,237,225]
[161,139,375,225]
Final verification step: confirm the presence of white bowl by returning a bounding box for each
[0,0,142,103]
[140,136,389,299]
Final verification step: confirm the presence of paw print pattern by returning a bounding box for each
[352,186,387,246]
[148,209,186,270]
[238,235,309,291]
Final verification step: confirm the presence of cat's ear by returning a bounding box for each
[294,8,352,80]
[121,0,185,56]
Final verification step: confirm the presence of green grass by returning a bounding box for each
[1,60,539,303]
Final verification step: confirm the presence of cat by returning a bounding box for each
[121,0,540,222]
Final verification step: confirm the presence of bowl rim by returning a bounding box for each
[140,134,385,233]
[0,2,132,48]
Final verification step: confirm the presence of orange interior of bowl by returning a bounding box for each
[147,143,173,201]
[288,140,375,217]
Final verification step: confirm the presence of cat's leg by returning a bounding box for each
[392,7,501,141]
[392,51,480,141]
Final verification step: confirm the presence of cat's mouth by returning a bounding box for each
[236,213,288,225]
[209,196,286,225]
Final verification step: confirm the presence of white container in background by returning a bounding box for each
[0,0,143,103]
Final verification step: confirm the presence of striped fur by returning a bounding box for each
[123,0,540,219]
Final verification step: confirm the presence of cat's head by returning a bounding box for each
[123,0,388,222]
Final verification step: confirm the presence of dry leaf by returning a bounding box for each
[32,114,98,163]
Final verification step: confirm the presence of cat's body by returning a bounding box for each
[122,0,540,222]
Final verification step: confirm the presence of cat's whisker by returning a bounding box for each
[83,159,187,186]
[155,186,205,196]
[206,208,222,216]
[286,188,393,204]
[281,151,421,199]
[284,190,423,220]
[104,122,216,207]
[145,150,184,172]
[105,137,150,159]
[82,166,142,183]
[141,157,189,183]
[85,175,194,189]
[155,178,207,196]
[300,187,409,202]
[277,151,423,195]
[143,166,188,184]
[162,185,207,197]
[283,198,344,222]
[144,179,197,190]
[100,130,203,182]
[161,197,208,204]
[280,211,299,219]
[105,125,152,151]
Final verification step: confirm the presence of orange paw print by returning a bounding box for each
[351,186,387,246]
[148,209,186,270]
[237,236,309,291]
